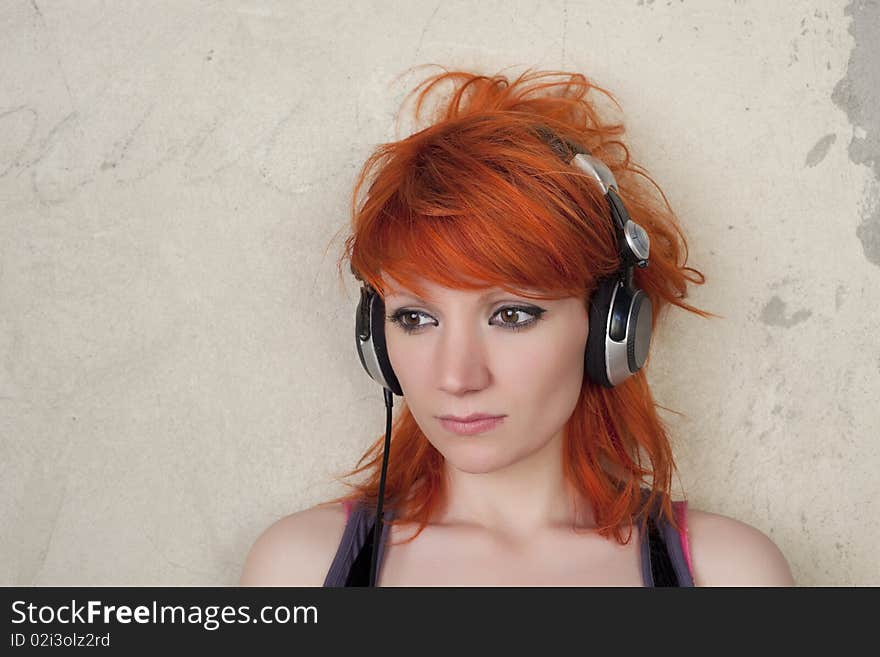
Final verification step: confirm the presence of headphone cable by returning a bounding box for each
[368,387,394,587]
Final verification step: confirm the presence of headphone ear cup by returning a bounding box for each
[354,286,403,396]
[585,277,617,388]
[368,293,403,396]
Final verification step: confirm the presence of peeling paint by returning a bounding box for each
[805,134,837,167]
[831,0,880,267]
[760,295,812,328]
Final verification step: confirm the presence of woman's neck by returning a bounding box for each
[435,429,597,541]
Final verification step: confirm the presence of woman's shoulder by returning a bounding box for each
[239,501,350,587]
[684,506,795,586]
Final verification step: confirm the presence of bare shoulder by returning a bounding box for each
[239,502,349,587]
[686,507,796,586]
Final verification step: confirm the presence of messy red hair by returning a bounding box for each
[325,65,716,544]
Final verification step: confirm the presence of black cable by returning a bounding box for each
[368,387,394,587]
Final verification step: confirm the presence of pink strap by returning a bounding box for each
[674,500,694,578]
[342,499,353,521]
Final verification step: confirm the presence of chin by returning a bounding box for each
[440,448,521,475]
[447,461,500,475]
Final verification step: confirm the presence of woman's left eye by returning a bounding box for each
[387,305,545,334]
[491,306,543,331]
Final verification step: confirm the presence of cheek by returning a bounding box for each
[496,322,587,449]
[506,322,587,401]
[385,328,424,386]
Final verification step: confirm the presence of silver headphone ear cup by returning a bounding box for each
[354,286,403,396]
[355,286,375,380]
[368,293,403,396]
[585,278,653,387]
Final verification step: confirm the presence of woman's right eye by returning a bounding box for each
[387,310,433,333]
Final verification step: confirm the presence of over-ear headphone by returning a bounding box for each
[350,127,653,586]
[354,128,652,393]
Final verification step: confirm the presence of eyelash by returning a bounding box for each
[386,305,546,335]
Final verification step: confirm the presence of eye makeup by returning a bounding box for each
[386,304,547,335]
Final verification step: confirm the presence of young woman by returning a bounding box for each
[240,67,795,587]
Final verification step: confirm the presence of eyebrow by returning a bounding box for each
[386,289,524,303]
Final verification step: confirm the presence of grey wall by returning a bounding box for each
[1,0,877,585]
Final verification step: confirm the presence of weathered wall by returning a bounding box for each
[1,0,877,585]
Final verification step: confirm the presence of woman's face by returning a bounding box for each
[382,275,590,474]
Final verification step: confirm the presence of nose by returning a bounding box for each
[435,317,491,395]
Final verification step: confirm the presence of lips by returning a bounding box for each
[437,414,506,436]
[438,413,504,422]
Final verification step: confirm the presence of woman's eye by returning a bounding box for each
[391,310,431,331]
[492,307,537,328]
[387,306,545,334]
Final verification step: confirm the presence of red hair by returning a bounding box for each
[325,65,717,544]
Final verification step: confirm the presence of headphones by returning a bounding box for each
[350,127,653,586]
[355,129,653,393]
